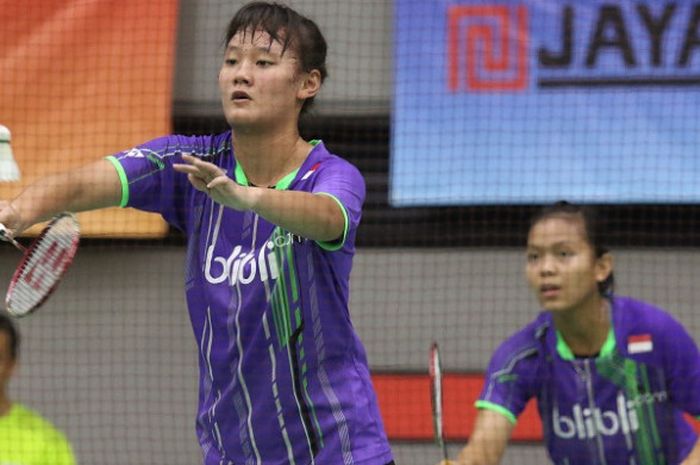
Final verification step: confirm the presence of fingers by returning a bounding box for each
[0,202,12,237]
[173,154,226,186]
[187,174,209,193]
[0,222,12,240]
[172,163,200,176]
[180,154,223,177]
[206,176,229,189]
[0,203,24,249]
[0,202,21,235]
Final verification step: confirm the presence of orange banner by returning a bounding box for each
[0,0,178,237]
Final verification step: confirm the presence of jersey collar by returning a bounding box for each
[556,326,616,361]
[233,139,321,190]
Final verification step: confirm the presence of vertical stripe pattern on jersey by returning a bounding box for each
[305,252,355,465]
[263,313,296,465]
[597,353,665,465]
[268,226,320,461]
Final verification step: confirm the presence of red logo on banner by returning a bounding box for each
[448,5,529,92]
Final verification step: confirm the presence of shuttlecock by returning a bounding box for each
[0,125,21,182]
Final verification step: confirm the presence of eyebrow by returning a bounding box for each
[526,241,576,250]
[225,44,282,55]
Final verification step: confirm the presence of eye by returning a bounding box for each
[257,60,273,67]
[526,252,539,263]
[224,58,237,66]
[558,250,573,258]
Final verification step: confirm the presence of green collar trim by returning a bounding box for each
[232,139,320,190]
[556,326,616,361]
[233,162,249,186]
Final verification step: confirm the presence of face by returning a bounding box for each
[218,29,320,129]
[0,332,15,393]
[525,216,611,313]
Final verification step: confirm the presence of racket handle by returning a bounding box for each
[0,223,25,252]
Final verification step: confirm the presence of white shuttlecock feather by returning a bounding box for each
[0,124,21,182]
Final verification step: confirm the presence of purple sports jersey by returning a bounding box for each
[107,132,393,465]
[478,296,700,465]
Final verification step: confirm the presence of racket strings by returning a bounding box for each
[7,215,79,316]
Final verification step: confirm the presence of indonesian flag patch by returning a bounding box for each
[301,162,321,180]
[627,334,653,354]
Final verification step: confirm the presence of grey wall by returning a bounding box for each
[4,246,699,465]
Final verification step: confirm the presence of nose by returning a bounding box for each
[234,74,251,86]
[539,254,556,276]
[233,60,252,86]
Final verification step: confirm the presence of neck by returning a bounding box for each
[231,124,310,187]
[553,293,610,357]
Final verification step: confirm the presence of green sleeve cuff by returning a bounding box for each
[314,193,349,251]
[105,156,129,207]
[475,400,518,425]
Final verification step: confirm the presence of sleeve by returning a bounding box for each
[310,158,366,251]
[661,314,700,417]
[105,134,192,231]
[42,428,77,465]
[476,338,540,425]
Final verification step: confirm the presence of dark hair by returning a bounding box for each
[529,201,614,296]
[224,2,328,114]
[0,314,19,360]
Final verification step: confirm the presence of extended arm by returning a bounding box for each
[0,159,121,235]
[439,410,513,465]
[242,188,344,242]
[173,154,345,242]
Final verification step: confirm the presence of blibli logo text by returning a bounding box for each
[204,232,302,286]
[553,390,666,439]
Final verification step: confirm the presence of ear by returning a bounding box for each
[297,69,322,100]
[594,252,613,285]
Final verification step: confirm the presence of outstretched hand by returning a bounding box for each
[173,154,251,211]
[0,201,24,240]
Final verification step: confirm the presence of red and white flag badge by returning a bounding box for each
[301,162,321,181]
[627,334,653,354]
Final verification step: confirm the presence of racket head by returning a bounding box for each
[429,341,445,447]
[5,213,80,317]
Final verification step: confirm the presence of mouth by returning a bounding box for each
[540,284,561,298]
[231,91,251,102]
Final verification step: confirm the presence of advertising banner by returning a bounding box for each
[392,0,700,205]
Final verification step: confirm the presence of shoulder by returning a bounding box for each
[8,404,68,440]
[614,295,685,334]
[488,313,551,373]
[613,295,693,355]
[125,131,231,157]
[307,141,363,179]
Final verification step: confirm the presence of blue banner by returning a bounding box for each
[391,0,700,205]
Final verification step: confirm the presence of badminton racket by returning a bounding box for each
[429,341,448,462]
[1,212,80,317]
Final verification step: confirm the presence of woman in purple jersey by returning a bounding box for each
[0,2,394,464]
[440,201,700,465]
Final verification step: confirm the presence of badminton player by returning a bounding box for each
[0,2,393,464]
[0,314,76,464]
[442,202,700,465]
